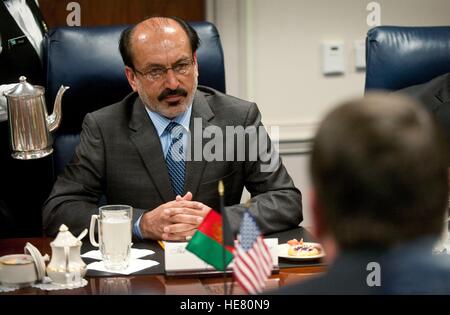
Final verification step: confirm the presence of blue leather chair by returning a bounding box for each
[44,22,226,176]
[365,26,450,92]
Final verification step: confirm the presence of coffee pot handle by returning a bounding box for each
[89,215,99,247]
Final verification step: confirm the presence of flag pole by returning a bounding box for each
[218,180,228,295]
[230,198,252,295]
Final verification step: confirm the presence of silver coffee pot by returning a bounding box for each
[3,76,69,159]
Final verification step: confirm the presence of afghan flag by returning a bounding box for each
[186,209,234,271]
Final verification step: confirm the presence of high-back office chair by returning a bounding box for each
[45,22,226,176]
[365,26,450,92]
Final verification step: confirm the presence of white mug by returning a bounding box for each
[89,205,133,271]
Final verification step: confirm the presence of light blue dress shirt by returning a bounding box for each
[133,104,192,240]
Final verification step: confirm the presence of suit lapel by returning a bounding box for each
[26,0,48,34]
[128,96,174,202]
[128,91,215,201]
[184,91,215,197]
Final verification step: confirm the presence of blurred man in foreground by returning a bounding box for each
[277,93,450,294]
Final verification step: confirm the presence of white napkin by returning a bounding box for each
[81,248,154,260]
[86,259,159,275]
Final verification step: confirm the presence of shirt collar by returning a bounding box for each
[145,104,192,137]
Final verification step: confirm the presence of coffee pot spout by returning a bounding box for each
[47,85,69,132]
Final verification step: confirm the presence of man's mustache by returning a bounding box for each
[158,88,188,101]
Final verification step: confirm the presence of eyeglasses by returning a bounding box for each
[134,59,194,81]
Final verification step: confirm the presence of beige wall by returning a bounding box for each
[211,0,450,140]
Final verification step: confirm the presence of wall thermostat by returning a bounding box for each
[321,41,345,75]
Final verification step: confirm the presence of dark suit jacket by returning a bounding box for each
[0,0,47,85]
[398,72,450,143]
[43,87,303,237]
[275,238,450,295]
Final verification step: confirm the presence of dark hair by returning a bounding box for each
[311,93,449,249]
[119,25,134,68]
[119,16,200,69]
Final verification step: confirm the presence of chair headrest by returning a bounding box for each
[365,26,450,91]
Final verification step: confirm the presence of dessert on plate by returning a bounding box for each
[287,238,321,257]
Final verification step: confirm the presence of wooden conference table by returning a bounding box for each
[0,227,326,295]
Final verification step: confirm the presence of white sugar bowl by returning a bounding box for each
[46,224,87,285]
[0,242,47,287]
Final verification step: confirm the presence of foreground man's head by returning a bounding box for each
[311,92,449,250]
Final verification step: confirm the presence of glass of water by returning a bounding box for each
[89,205,133,270]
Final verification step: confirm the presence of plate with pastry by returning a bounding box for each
[278,238,325,260]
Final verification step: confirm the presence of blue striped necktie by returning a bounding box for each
[165,122,185,196]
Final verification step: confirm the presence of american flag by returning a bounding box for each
[232,210,273,294]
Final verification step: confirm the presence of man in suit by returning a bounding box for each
[42,17,302,241]
[0,0,47,120]
[0,0,47,88]
[0,0,50,238]
[276,93,450,294]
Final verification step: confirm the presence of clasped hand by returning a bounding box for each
[140,192,210,241]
